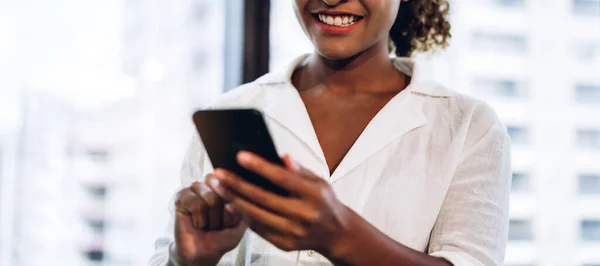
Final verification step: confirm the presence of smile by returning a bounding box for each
[316,14,362,27]
[312,12,364,34]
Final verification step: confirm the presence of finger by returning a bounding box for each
[252,225,297,252]
[175,212,196,241]
[222,203,239,228]
[176,187,207,228]
[281,154,299,170]
[236,151,317,196]
[209,180,308,238]
[191,180,223,230]
[175,188,195,214]
[211,169,316,223]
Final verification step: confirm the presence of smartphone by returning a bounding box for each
[192,109,288,196]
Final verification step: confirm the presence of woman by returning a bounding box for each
[150,0,511,265]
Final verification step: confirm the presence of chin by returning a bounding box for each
[314,43,361,61]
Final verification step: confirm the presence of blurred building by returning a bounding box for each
[444,1,600,266]
[106,0,228,265]
[3,88,87,266]
[0,86,20,266]
[2,1,229,266]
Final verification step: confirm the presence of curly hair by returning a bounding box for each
[389,0,452,57]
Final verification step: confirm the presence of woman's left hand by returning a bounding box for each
[205,151,353,256]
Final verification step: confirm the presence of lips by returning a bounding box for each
[312,12,364,35]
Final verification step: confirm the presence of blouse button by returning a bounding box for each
[307,250,316,257]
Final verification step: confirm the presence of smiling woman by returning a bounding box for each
[150,0,511,266]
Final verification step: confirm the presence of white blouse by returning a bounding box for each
[149,55,512,266]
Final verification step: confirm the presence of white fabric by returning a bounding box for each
[149,54,511,266]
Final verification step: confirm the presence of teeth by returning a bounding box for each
[326,16,334,25]
[334,16,342,26]
[317,14,360,27]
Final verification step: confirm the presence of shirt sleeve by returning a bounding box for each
[148,134,243,266]
[428,105,512,266]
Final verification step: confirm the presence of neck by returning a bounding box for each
[301,41,405,94]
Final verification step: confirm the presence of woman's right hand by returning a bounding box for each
[172,177,247,266]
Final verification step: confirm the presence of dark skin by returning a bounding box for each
[292,49,409,174]
[172,0,453,265]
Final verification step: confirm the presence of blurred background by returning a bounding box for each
[0,0,599,266]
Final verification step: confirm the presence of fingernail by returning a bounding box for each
[209,177,220,189]
[238,151,252,162]
[213,169,224,179]
[282,154,298,170]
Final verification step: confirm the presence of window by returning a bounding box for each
[84,249,104,262]
[573,42,600,62]
[493,0,526,8]
[87,218,106,233]
[87,184,108,199]
[194,1,212,20]
[572,0,600,17]
[580,174,600,194]
[86,149,110,162]
[512,172,532,193]
[575,84,600,103]
[581,220,600,241]
[509,219,533,241]
[480,0,526,8]
[474,79,528,98]
[508,126,531,145]
[577,130,600,149]
[472,32,528,54]
[193,51,209,71]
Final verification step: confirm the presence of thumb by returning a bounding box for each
[174,212,198,241]
[282,154,320,181]
[281,154,300,171]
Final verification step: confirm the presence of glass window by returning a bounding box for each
[84,249,104,262]
[512,172,532,193]
[575,84,600,103]
[495,0,526,7]
[581,220,600,241]
[87,184,108,199]
[474,79,528,98]
[508,126,531,145]
[86,149,110,162]
[87,218,106,233]
[472,32,528,54]
[572,0,600,17]
[577,130,600,149]
[580,174,600,194]
[573,42,600,62]
[509,219,533,241]
[478,0,526,8]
